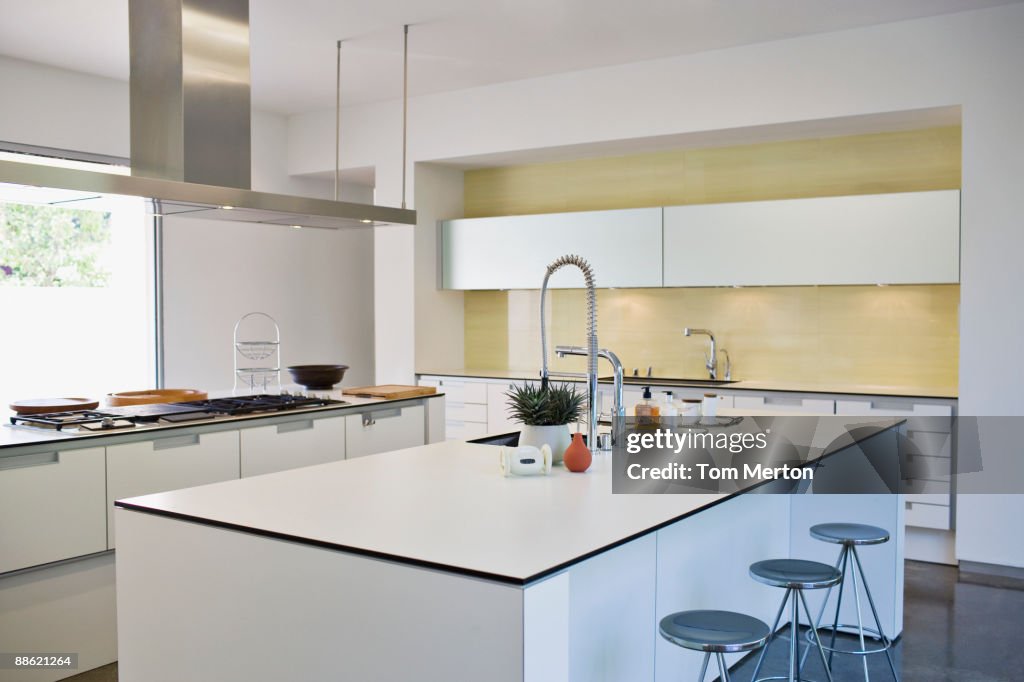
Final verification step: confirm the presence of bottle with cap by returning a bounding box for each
[634,386,659,427]
[659,390,678,419]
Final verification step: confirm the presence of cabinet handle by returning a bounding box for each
[363,408,401,427]
[0,451,59,470]
[277,419,314,434]
[152,434,201,450]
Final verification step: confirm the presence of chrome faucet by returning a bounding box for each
[540,255,598,450]
[683,327,717,380]
[556,345,623,449]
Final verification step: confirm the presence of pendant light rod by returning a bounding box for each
[401,24,409,209]
[334,39,342,201]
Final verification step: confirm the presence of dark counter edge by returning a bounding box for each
[1,393,444,451]
[114,421,901,588]
[418,371,957,400]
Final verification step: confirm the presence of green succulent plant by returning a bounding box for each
[505,382,586,426]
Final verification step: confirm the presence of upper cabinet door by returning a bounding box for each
[441,207,663,290]
[663,190,960,287]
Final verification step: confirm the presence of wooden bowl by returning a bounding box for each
[287,365,348,390]
[9,397,100,415]
[106,389,208,406]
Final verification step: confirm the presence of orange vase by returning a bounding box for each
[563,432,592,473]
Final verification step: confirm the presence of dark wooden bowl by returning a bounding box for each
[287,364,349,389]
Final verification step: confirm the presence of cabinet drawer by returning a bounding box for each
[906,493,949,507]
[437,379,488,405]
[240,416,346,477]
[836,399,953,418]
[903,453,951,483]
[0,447,107,573]
[905,501,952,530]
[906,429,952,459]
[449,402,487,423]
[733,395,834,415]
[902,478,952,495]
[346,404,425,458]
[107,431,240,547]
[446,420,490,441]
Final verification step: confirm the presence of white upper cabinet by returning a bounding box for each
[663,190,960,287]
[441,207,663,290]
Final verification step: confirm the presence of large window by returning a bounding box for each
[0,152,155,407]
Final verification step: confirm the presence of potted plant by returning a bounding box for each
[506,382,586,464]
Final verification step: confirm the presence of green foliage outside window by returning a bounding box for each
[0,203,112,287]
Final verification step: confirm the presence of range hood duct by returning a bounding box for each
[129,0,253,190]
[0,0,415,228]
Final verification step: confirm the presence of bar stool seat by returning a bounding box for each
[750,559,842,589]
[749,559,841,682]
[810,522,889,546]
[659,610,770,681]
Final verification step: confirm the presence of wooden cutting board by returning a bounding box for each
[342,385,437,400]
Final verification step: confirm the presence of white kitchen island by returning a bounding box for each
[114,428,905,682]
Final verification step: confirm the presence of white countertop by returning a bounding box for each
[117,414,899,584]
[0,388,441,450]
[118,441,723,584]
[417,368,957,399]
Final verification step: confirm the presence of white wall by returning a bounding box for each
[0,56,130,157]
[0,55,379,391]
[288,4,1024,567]
[161,218,375,389]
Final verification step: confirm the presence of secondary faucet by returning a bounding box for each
[540,255,598,450]
[555,345,623,448]
[683,327,717,380]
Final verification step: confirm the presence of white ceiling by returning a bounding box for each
[0,0,1019,115]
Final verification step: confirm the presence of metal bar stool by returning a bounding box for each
[801,523,899,682]
[659,609,770,681]
[748,559,841,682]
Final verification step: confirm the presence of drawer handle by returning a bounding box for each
[0,451,59,470]
[277,419,314,434]
[363,408,401,427]
[152,434,201,450]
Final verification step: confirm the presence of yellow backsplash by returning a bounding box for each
[461,125,961,389]
[464,285,959,388]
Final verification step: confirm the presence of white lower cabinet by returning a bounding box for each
[487,381,524,434]
[346,404,425,458]
[106,430,240,548]
[0,447,107,573]
[240,416,346,477]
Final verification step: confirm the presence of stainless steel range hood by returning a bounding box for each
[0,0,414,229]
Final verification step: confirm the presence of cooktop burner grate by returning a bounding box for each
[11,410,127,430]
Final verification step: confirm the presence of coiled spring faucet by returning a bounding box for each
[540,254,598,449]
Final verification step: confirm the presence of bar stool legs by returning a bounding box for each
[695,651,732,682]
[748,585,835,682]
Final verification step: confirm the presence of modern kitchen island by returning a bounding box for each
[114,418,905,682]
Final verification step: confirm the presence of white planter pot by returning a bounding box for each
[519,424,573,464]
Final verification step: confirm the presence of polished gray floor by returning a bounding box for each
[730,560,1024,681]
[65,561,1023,681]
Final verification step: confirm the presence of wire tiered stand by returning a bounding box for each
[233,312,281,394]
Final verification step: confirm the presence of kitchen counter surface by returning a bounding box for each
[0,388,443,450]
[117,417,898,585]
[418,367,957,399]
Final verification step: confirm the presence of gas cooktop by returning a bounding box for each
[10,394,348,431]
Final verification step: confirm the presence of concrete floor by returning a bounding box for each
[65,560,1022,681]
